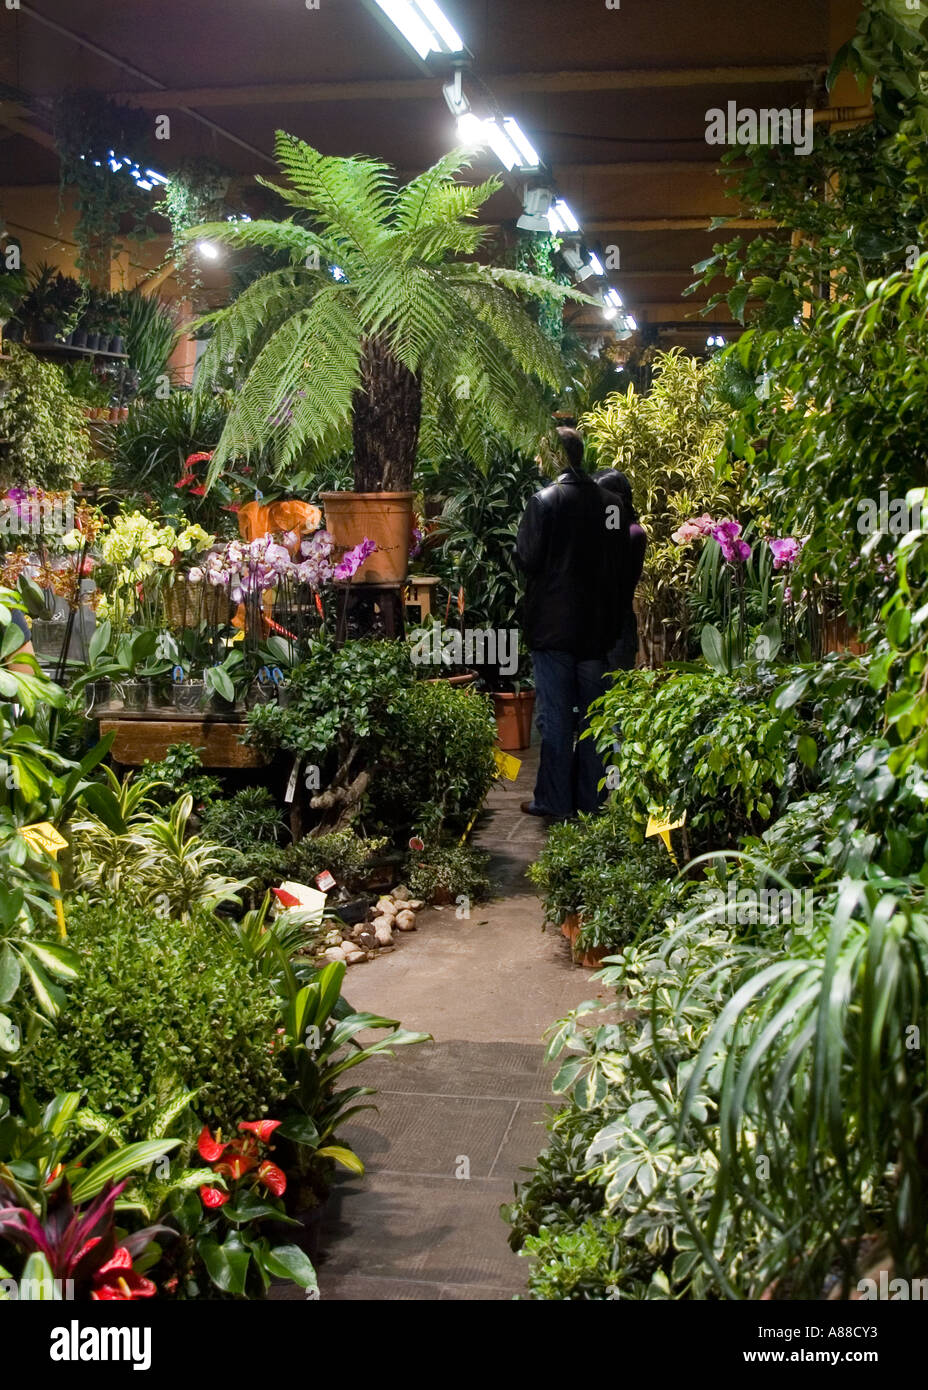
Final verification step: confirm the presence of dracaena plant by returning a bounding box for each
[187,135,587,492]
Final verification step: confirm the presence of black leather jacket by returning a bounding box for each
[515,469,622,658]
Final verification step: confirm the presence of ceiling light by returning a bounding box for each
[457,112,485,147]
[372,0,465,59]
[605,288,623,309]
[548,199,580,234]
[517,186,555,233]
[502,119,540,170]
[196,240,221,261]
[625,315,638,331]
[588,253,605,277]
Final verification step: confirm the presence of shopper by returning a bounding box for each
[594,468,647,670]
[515,427,620,821]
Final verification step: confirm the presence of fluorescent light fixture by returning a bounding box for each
[196,240,221,261]
[604,288,623,309]
[372,0,465,59]
[518,185,554,233]
[549,199,580,234]
[625,315,638,331]
[502,118,540,170]
[457,112,486,147]
[588,253,605,277]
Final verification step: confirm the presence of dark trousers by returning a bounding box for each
[529,649,609,819]
[606,609,639,672]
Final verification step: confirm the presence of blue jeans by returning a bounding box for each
[529,650,609,819]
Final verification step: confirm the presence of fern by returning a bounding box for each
[191,135,592,490]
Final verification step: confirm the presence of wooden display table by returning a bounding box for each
[98,710,266,769]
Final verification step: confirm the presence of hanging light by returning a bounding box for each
[517,186,555,233]
[547,199,580,235]
[196,241,221,261]
[371,0,466,59]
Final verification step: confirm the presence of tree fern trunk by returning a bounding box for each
[352,337,421,492]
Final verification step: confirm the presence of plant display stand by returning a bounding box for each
[97,711,266,769]
[334,581,406,645]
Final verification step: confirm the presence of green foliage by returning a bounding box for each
[0,346,92,488]
[590,667,810,849]
[110,389,230,500]
[139,742,222,806]
[528,803,680,952]
[199,787,284,847]
[114,289,178,396]
[16,899,287,1135]
[580,350,737,655]
[190,135,586,488]
[370,679,497,838]
[405,841,491,906]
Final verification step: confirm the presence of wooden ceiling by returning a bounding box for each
[0,0,863,341]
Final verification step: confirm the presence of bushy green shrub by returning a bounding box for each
[590,667,813,849]
[528,802,680,952]
[406,841,491,905]
[370,680,497,837]
[0,345,92,488]
[199,786,284,846]
[17,900,286,1134]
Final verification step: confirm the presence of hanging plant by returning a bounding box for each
[52,90,154,285]
[155,157,231,295]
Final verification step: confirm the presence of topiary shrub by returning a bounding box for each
[16,899,286,1135]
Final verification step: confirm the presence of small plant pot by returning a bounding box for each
[35,322,59,344]
[247,679,278,708]
[83,678,112,714]
[206,693,244,717]
[492,690,535,752]
[109,335,126,355]
[85,333,101,351]
[173,681,205,714]
[71,329,88,349]
[276,684,292,708]
[120,679,152,713]
[30,619,68,662]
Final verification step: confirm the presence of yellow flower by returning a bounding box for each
[152,547,175,568]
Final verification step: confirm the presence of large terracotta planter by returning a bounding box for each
[560,911,611,969]
[492,690,535,751]
[320,491,414,585]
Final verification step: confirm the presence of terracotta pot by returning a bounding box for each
[492,690,535,751]
[560,912,611,968]
[320,491,414,585]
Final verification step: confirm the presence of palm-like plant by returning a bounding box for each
[188,134,585,492]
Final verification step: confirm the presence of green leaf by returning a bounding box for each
[0,944,21,1004]
[260,1242,318,1290]
[71,1139,181,1203]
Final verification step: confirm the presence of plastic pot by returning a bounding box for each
[173,681,205,714]
[320,490,414,585]
[491,690,535,752]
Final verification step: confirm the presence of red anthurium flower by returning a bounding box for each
[200,1186,230,1209]
[185,451,213,467]
[239,1120,282,1143]
[409,836,424,852]
[90,1246,157,1301]
[214,1154,258,1180]
[190,485,206,497]
[257,1161,287,1197]
[175,474,195,490]
[197,1125,228,1164]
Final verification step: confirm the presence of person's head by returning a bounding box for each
[594,468,638,521]
[556,426,585,472]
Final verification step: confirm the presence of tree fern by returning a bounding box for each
[190,135,591,491]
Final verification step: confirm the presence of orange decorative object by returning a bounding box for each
[233,499,324,633]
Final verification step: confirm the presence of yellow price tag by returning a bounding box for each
[645,809,687,868]
[493,748,522,782]
[21,822,69,940]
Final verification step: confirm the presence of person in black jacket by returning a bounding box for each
[594,468,647,670]
[515,427,620,820]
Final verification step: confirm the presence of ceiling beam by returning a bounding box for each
[0,101,56,152]
[584,217,778,232]
[112,63,822,110]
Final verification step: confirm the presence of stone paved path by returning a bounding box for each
[302,745,608,1301]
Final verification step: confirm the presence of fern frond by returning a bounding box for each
[263,132,396,260]
[181,218,327,263]
[193,267,327,394]
[392,147,482,232]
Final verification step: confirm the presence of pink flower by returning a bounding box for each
[712,520,751,564]
[768,537,803,571]
[672,514,716,545]
[334,538,377,582]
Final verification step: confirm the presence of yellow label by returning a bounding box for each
[493,749,522,782]
[645,809,687,839]
[21,822,68,857]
